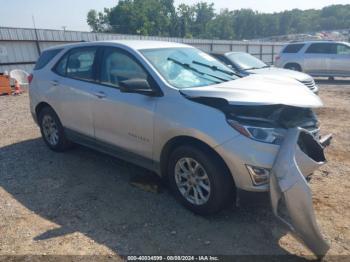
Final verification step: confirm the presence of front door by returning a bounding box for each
[92,47,157,161]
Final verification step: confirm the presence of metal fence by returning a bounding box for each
[0,26,285,73]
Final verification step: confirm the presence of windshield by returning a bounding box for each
[227,53,268,70]
[140,47,238,89]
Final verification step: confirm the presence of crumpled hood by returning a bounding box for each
[247,67,312,82]
[180,74,323,108]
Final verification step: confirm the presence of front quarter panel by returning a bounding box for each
[153,92,240,162]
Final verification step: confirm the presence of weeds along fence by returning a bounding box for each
[0,26,285,73]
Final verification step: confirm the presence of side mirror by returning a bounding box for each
[119,78,159,96]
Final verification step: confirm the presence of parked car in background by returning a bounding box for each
[275,40,350,80]
[211,51,318,93]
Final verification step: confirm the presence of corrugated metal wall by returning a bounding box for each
[0,27,284,73]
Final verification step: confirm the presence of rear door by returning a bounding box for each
[303,43,334,76]
[330,43,350,76]
[51,46,100,137]
[92,46,158,161]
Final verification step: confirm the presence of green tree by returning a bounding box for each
[207,9,235,39]
[192,2,215,38]
[87,2,350,40]
[87,9,107,32]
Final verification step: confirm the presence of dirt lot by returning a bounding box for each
[0,80,349,261]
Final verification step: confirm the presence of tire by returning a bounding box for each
[167,145,235,215]
[38,107,72,152]
[284,63,302,72]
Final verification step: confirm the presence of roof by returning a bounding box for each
[45,40,191,51]
[210,51,245,56]
[287,40,348,44]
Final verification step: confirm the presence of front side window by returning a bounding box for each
[336,44,350,55]
[100,48,148,88]
[305,43,335,54]
[141,47,237,89]
[227,53,267,70]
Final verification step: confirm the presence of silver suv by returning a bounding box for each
[275,40,350,78]
[29,41,327,217]
[211,51,318,93]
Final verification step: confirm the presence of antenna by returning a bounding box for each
[32,15,37,29]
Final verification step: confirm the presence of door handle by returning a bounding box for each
[93,91,107,99]
[50,80,59,86]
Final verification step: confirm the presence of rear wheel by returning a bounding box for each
[38,107,72,152]
[168,145,235,215]
[284,63,302,72]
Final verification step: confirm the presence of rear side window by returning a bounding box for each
[282,44,305,53]
[53,47,98,81]
[34,49,62,70]
[336,44,350,55]
[305,43,336,54]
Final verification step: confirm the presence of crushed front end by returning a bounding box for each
[199,100,332,256]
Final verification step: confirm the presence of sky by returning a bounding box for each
[0,0,349,31]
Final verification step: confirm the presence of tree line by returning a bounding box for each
[87,1,350,40]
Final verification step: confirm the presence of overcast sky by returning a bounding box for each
[0,0,349,31]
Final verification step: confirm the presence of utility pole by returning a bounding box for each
[32,15,41,55]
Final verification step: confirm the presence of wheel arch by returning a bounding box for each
[35,102,54,119]
[159,135,236,186]
[284,62,303,72]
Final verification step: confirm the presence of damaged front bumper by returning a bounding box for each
[270,127,332,256]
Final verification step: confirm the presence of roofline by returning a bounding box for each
[42,40,193,52]
[288,40,346,44]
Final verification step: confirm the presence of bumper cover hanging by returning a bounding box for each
[270,127,331,256]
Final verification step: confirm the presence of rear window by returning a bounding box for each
[34,49,62,70]
[282,44,305,53]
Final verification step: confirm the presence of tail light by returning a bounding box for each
[28,74,33,84]
[275,56,280,62]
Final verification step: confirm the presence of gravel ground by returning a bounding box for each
[0,81,349,261]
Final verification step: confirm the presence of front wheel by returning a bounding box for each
[168,145,235,215]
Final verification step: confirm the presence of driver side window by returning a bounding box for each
[100,47,148,88]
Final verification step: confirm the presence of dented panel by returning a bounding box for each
[180,74,323,108]
[270,128,330,256]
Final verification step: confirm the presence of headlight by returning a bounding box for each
[227,119,286,145]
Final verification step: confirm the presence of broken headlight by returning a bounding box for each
[227,119,286,145]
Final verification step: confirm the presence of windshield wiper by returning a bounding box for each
[246,65,269,70]
[192,60,237,78]
[245,67,261,70]
[167,57,228,82]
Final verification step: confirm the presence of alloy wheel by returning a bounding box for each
[174,157,211,205]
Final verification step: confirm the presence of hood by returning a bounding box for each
[247,67,311,82]
[180,74,323,108]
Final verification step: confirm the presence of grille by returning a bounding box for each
[300,79,316,91]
